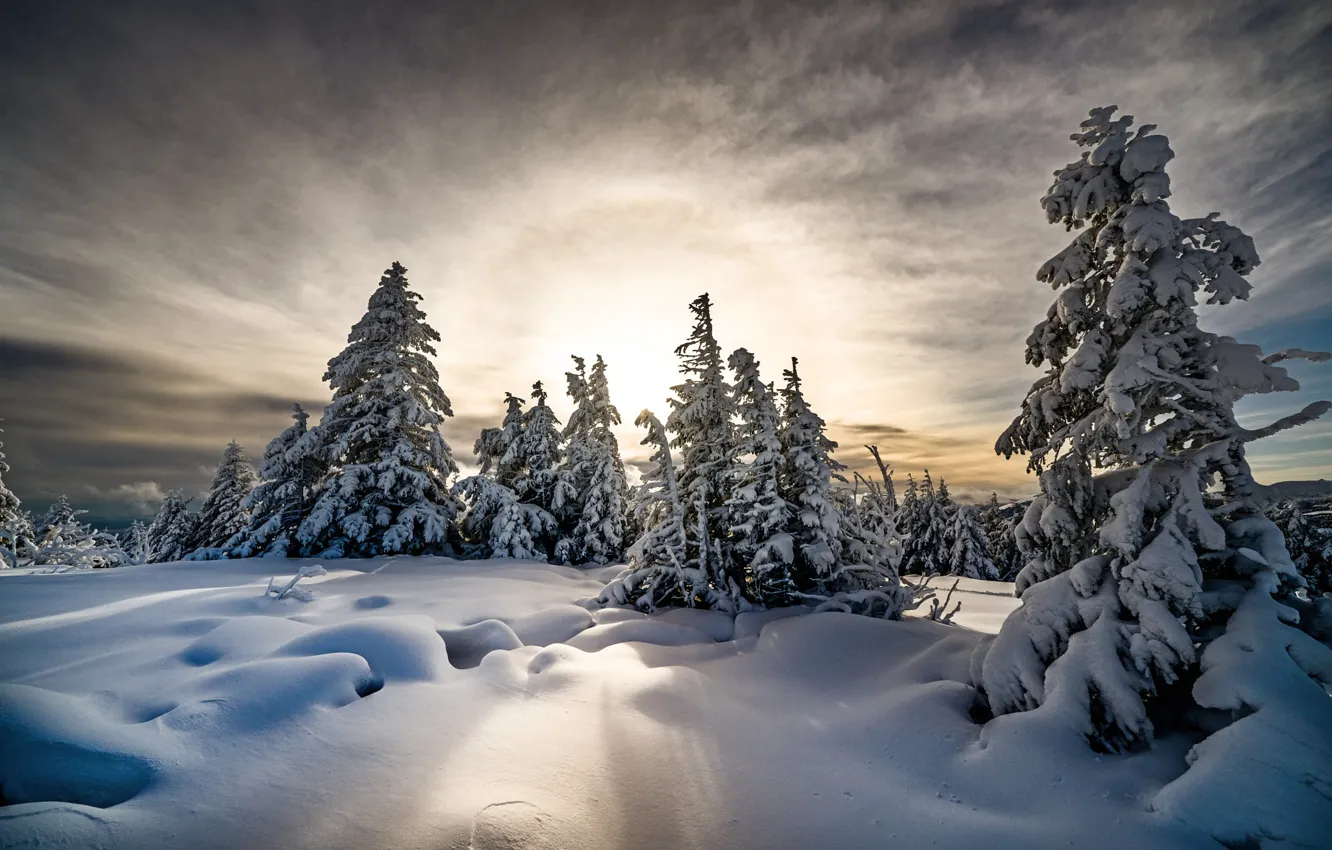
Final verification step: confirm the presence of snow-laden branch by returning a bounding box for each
[1235,401,1332,443]
[265,564,327,602]
[1261,348,1332,366]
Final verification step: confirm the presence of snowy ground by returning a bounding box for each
[1,559,1220,849]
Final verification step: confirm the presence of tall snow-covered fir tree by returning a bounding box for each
[724,348,794,605]
[560,356,630,565]
[297,262,461,557]
[973,107,1332,841]
[665,294,742,608]
[147,490,195,563]
[947,505,997,579]
[600,410,703,609]
[777,357,844,594]
[229,404,317,558]
[188,440,258,555]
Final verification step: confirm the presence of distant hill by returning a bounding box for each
[1261,480,1332,502]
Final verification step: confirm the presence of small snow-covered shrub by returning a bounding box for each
[266,564,327,602]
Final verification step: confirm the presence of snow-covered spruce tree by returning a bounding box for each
[187,440,258,556]
[854,446,902,569]
[120,520,151,565]
[600,410,705,609]
[981,493,1023,581]
[453,474,556,561]
[936,478,953,509]
[297,262,461,557]
[902,470,949,576]
[454,390,560,561]
[974,102,1332,791]
[829,483,909,617]
[507,381,576,556]
[0,419,22,567]
[36,494,75,538]
[665,294,743,609]
[1300,501,1332,595]
[228,404,317,558]
[560,356,630,565]
[947,505,997,579]
[475,392,526,489]
[1267,499,1331,594]
[777,357,844,596]
[725,348,795,605]
[147,489,196,563]
[896,473,923,573]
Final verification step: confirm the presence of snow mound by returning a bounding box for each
[502,604,594,646]
[650,607,735,641]
[591,606,647,625]
[734,606,810,640]
[273,615,451,682]
[438,619,524,669]
[564,618,716,652]
[0,559,1226,849]
[179,615,310,667]
[468,800,566,850]
[0,684,153,809]
[162,653,381,734]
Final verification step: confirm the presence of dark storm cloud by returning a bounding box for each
[0,336,514,517]
[0,338,324,517]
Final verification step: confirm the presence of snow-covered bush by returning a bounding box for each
[973,105,1331,840]
[265,563,328,602]
[25,496,130,570]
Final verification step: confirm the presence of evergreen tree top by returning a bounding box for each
[588,356,621,429]
[323,261,453,420]
[674,294,721,364]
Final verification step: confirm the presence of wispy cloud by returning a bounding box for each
[1,0,1328,511]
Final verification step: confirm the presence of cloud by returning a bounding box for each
[84,481,166,513]
[0,0,1328,501]
[0,338,325,516]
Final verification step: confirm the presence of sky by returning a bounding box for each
[1,0,1329,524]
